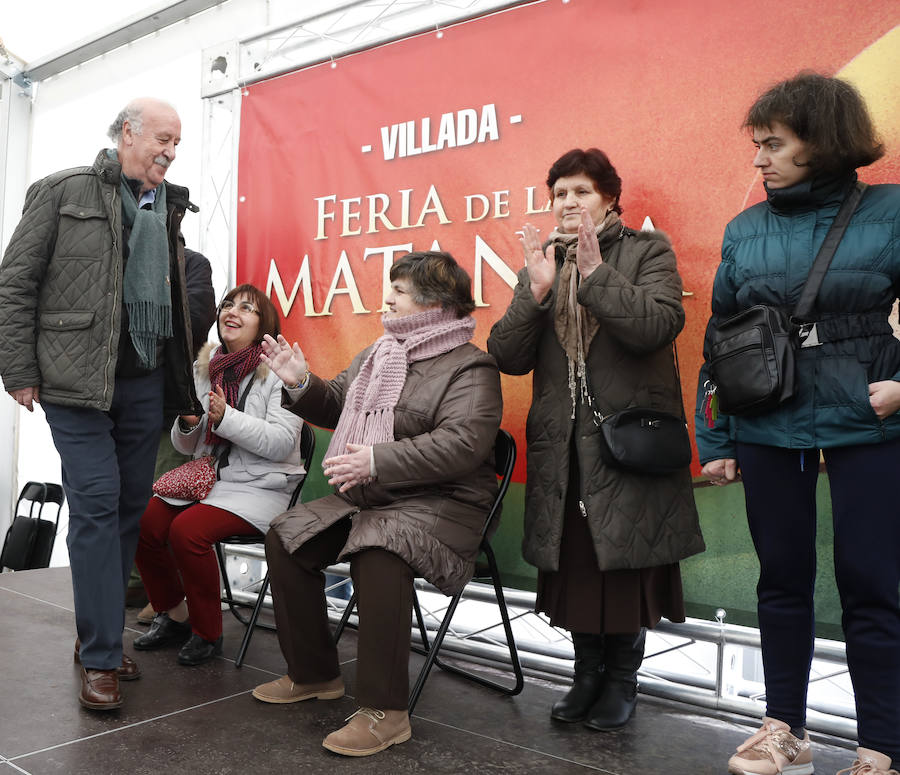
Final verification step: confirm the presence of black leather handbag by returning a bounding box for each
[589,346,692,476]
[595,407,692,475]
[708,182,866,416]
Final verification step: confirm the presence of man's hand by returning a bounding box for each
[8,386,39,412]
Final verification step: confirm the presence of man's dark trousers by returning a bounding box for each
[43,368,165,670]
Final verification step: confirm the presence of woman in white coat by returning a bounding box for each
[133,284,304,665]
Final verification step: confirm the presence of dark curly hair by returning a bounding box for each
[390,252,475,318]
[744,72,884,174]
[546,148,623,215]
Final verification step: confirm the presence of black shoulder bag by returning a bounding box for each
[588,344,693,476]
[707,182,866,416]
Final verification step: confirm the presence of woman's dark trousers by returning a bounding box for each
[737,439,900,761]
[265,521,414,710]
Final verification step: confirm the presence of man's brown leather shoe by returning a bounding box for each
[74,639,141,680]
[79,667,122,710]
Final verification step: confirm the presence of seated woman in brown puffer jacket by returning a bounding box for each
[251,250,502,758]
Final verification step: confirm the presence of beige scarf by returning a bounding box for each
[549,211,622,417]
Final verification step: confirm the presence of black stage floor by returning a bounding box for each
[0,568,855,774]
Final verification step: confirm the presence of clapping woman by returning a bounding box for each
[488,148,703,731]
[133,284,305,665]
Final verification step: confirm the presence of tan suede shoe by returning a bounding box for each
[136,602,157,625]
[322,707,411,757]
[252,674,344,704]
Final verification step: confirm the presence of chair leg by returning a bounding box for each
[408,589,465,714]
[411,591,431,655]
[216,541,253,627]
[333,546,523,711]
[333,590,358,642]
[235,572,271,668]
[429,543,524,697]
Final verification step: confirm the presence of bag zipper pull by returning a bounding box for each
[702,381,719,428]
[579,500,588,518]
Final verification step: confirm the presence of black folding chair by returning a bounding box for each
[215,422,315,666]
[1,482,65,572]
[333,428,524,713]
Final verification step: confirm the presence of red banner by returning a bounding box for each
[236,0,899,480]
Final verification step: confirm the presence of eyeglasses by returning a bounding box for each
[219,299,259,315]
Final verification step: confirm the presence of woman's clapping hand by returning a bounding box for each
[207,385,227,426]
[520,223,556,302]
[576,207,604,278]
[262,334,309,387]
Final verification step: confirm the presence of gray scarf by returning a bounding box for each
[117,161,173,369]
[549,212,621,417]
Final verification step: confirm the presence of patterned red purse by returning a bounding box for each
[152,455,218,501]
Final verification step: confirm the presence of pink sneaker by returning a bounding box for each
[836,747,899,775]
[728,717,813,775]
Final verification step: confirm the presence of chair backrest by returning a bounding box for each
[289,423,317,508]
[481,428,516,539]
[1,481,65,571]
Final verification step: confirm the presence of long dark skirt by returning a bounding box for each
[535,455,686,635]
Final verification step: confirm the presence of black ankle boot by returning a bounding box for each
[551,633,605,723]
[583,629,645,731]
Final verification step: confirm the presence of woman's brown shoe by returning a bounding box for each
[322,708,411,757]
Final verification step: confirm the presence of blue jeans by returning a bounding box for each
[737,438,900,759]
[43,369,164,670]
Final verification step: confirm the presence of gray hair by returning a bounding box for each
[107,104,144,142]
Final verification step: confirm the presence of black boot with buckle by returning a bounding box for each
[550,632,606,723]
[583,628,645,731]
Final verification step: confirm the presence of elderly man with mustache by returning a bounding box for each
[0,97,202,711]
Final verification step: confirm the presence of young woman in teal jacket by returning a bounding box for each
[696,73,900,775]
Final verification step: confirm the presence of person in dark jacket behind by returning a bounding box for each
[487,149,703,733]
[0,97,202,711]
[696,73,900,775]
[252,251,502,757]
[129,241,216,615]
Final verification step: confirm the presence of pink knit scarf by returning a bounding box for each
[324,307,476,461]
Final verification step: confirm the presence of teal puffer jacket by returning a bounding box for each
[695,175,900,464]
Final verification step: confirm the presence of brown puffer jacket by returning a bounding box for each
[487,226,705,572]
[269,341,503,595]
[0,149,200,416]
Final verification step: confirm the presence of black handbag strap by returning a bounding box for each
[215,375,256,475]
[792,181,867,323]
[672,342,687,423]
[582,341,687,423]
